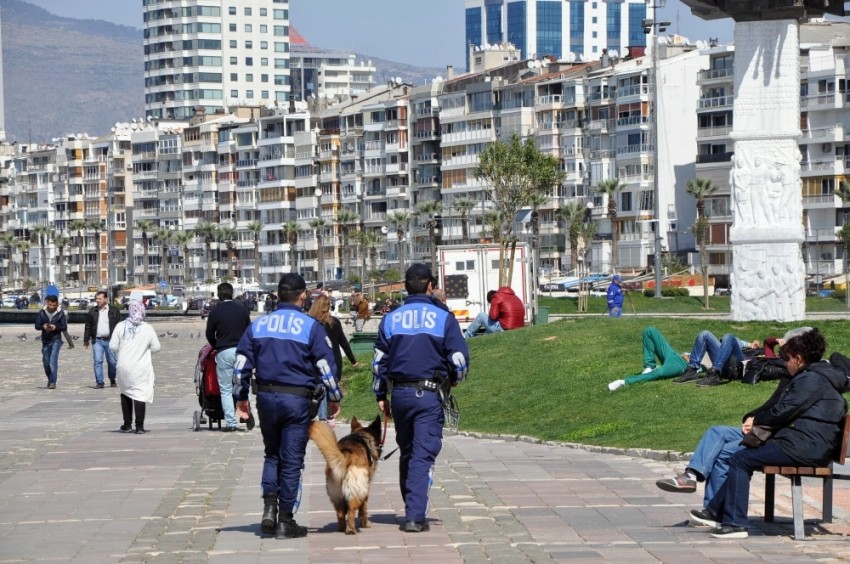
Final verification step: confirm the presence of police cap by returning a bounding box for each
[278,272,307,294]
[405,263,434,284]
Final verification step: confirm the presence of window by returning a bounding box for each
[260,24,268,33]
[245,40,253,49]
[231,89,238,97]
[260,41,268,49]
[274,25,288,36]
[273,9,287,20]
[274,42,289,53]
[246,90,254,98]
[244,7,252,16]
[262,90,269,98]
[246,57,254,66]
[245,24,252,33]
[229,40,237,48]
[274,58,288,69]
[230,73,238,81]
[229,7,236,15]
[229,23,236,32]
[230,57,237,64]
[260,8,267,16]
[261,57,269,66]
[261,74,269,82]
[246,73,254,81]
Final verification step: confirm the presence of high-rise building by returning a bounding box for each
[143,0,291,121]
[464,0,647,70]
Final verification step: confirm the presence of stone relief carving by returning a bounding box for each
[729,142,801,230]
[732,246,804,321]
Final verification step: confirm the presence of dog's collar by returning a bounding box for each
[347,434,379,467]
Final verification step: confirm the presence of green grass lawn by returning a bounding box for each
[338,317,850,454]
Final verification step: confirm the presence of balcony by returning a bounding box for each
[697,125,732,138]
[616,84,648,99]
[696,152,734,164]
[697,67,734,82]
[697,95,733,110]
[616,144,653,156]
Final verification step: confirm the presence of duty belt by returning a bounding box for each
[390,379,440,393]
[257,383,313,398]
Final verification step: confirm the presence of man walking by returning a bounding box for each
[372,264,469,532]
[607,274,624,317]
[35,295,67,390]
[84,290,121,388]
[206,282,252,432]
[354,291,371,332]
[235,273,340,539]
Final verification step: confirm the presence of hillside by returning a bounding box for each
[1,0,445,143]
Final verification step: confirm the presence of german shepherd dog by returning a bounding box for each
[309,416,382,534]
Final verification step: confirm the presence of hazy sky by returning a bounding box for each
[25,0,735,68]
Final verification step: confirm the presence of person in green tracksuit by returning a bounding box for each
[608,326,687,391]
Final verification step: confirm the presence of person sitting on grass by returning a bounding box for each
[607,326,687,391]
[463,287,525,338]
[672,331,761,387]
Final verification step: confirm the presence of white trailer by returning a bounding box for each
[436,243,533,326]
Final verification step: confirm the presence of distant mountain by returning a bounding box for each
[1,0,445,143]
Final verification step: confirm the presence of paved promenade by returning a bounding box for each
[2,318,850,563]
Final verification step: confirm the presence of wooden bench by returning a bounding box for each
[761,414,850,540]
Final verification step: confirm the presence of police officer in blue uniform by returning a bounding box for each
[235,273,340,539]
[372,263,469,532]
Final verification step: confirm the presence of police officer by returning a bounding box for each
[372,263,469,532]
[234,273,340,539]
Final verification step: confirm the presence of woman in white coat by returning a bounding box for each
[110,301,161,434]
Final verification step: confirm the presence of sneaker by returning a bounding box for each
[120,424,133,433]
[672,366,701,384]
[607,379,626,391]
[695,370,727,387]
[222,426,237,432]
[47,383,56,389]
[67,343,75,349]
[110,380,117,388]
[135,427,147,434]
[656,472,697,493]
[642,367,653,374]
[95,383,105,389]
[276,518,308,539]
[709,525,748,539]
[403,520,430,533]
[689,508,721,528]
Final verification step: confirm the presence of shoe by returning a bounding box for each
[135,427,147,434]
[67,344,75,349]
[222,426,237,432]
[403,520,430,533]
[672,366,701,384]
[276,518,308,539]
[656,472,697,493]
[608,379,626,391]
[463,332,471,340]
[261,495,278,534]
[110,380,117,388]
[696,370,727,387]
[689,508,721,528]
[47,383,56,389]
[642,366,653,374]
[120,424,133,433]
[709,525,748,539]
[95,383,105,389]
[242,413,255,431]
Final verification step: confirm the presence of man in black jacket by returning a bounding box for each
[206,282,252,432]
[84,291,122,388]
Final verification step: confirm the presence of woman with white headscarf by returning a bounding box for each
[110,301,162,434]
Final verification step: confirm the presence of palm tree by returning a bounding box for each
[15,239,32,283]
[482,210,502,243]
[193,221,218,283]
[218,226,238,280]
[136,219,156,286]
[153,227,174,288]
[282,221,300,273]
[556,201,587,275]
[172,231,193,286]
[686,177,720,309]
[89,219,105,287]
[33,225,52,284]
[69,219,89,286]
[308,218,327,283]
[53,234,71,285]
[593,178,626,273]
[452,197,477,244]
[389,211,410,273]
[835,181,850,308]
[335,209,359,281]
[246,220,263,283]
[415,200,442,273]
[0,233,16,283]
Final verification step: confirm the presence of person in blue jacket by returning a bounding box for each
[35,294,68,389]
[606,274,624,317]
[234,273,340,540]
[372,263,469,533]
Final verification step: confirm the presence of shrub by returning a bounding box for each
[642,286,690,297]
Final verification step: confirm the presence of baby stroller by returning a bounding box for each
[193,344,224,431]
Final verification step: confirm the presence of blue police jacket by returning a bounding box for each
[233,302,341,402]
[372,294,469,401]
[607,283,624,309]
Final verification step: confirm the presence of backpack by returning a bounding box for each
[742,356,790,385]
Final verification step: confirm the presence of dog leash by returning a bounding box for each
[379,402,398,461]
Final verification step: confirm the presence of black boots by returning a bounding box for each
[261,495,278,534]
[276,511,308,539]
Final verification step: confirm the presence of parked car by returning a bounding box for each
[1,296,18,308]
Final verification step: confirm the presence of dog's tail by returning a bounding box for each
[308,421,348,481]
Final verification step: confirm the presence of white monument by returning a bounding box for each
[681,1,846,321]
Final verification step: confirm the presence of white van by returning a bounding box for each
[128,290,158,308]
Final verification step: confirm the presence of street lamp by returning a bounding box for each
[643,2,671,298]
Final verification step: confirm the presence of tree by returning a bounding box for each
[482,210,502,243]
[218,227,238,280]
[353,230,383,301]
[389,211,410,273]
[452,197,477,244]
[0,233,14,283]
[33,225,52,284]
[69,219,89,286]
[135,219,156,286]
[556,201,587,275]
[474,134,564,287]
[309,218,327,282]
[529,192,548,283]
[335,209,359,280]
[89,219,105,287]
[415,200,442,273]
[153,227,174,288]
[836,180,850,308]
[282,221,300,273]
[246,220,263,283]
[53,234,71,285]
[577,219,597,313]
[172,231,193,287]
[15,239,32,282]
[193,221,218,283]
[686,177,720,309]
[593,178,626,273]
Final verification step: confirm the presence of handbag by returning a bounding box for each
[742,424,774,448]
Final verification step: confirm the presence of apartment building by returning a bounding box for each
[143,0,292,120]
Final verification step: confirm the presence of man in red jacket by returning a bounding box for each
[463,287,525,338]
